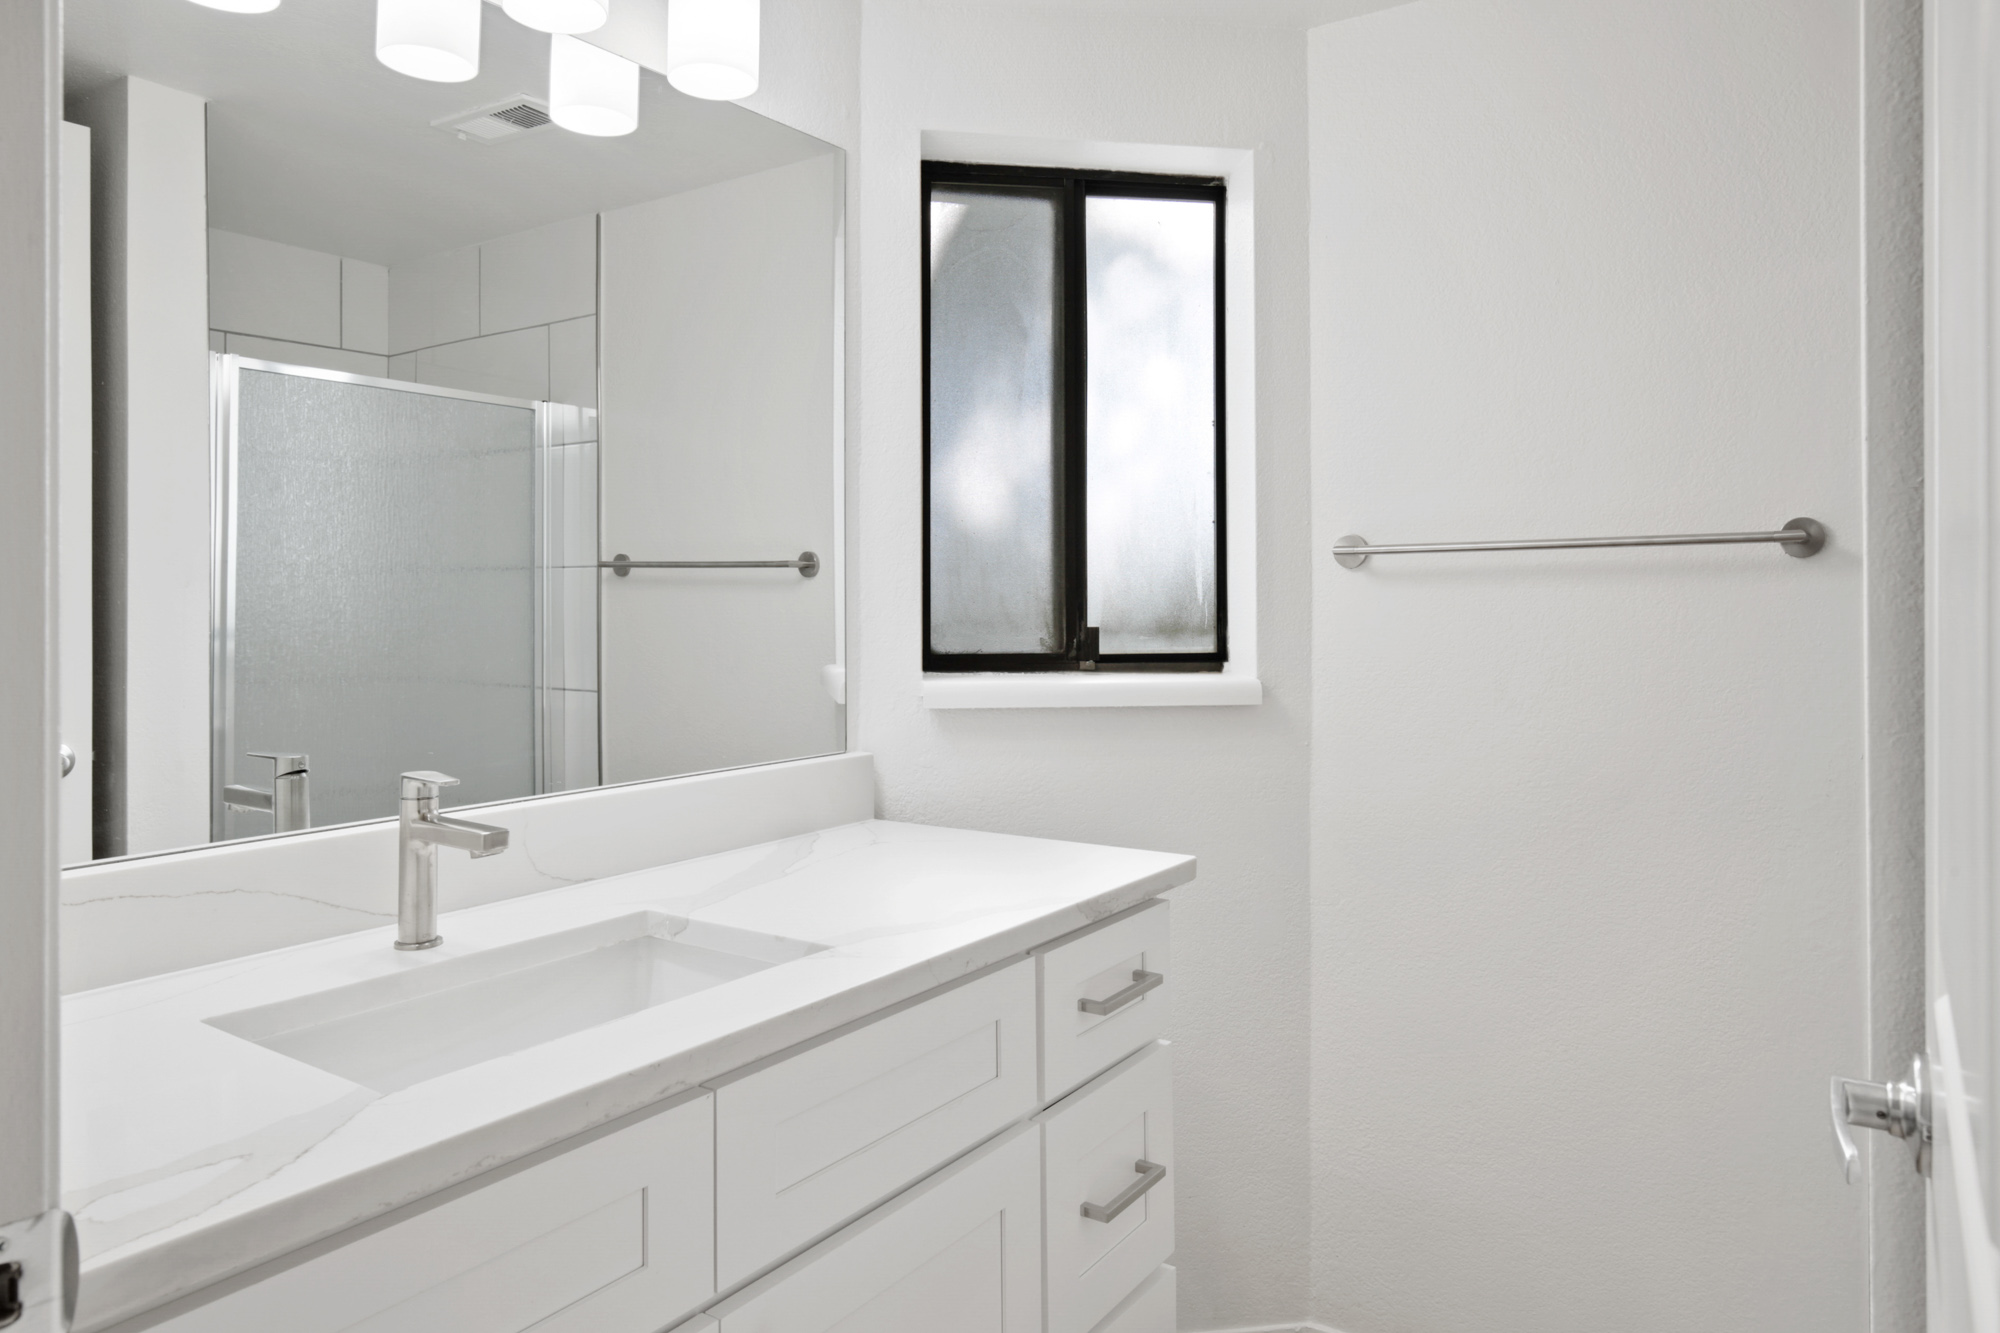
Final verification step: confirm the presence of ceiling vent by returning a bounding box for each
[434,97,554,143]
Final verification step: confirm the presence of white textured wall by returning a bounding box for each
[852,4,1313,1326]
[1308,3,1882,1329]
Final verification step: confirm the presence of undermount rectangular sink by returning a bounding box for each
[207,913,821,1094]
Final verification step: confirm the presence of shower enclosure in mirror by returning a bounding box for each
[63,0,845,863]
[213,358,588,842]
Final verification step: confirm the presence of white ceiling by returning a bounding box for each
[947,0,1419,28]
[64,0,834,265]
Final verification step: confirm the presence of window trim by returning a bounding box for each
[921,160,1228,674]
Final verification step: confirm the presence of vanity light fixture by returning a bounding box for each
[186,0,281,13]
[376,0,482,82]
[501,0,607,36]
[549,34,639,136]
[665,0,757,100]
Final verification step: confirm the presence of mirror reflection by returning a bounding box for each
[61,0,844,864]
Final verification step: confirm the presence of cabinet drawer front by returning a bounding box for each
[710,1124,1041,1333]
[712,959,1038,1289]
[1089,1265,1175,1333]
[152,1093,714,1333]
[1037,901,1170,1103]
[1041,1041,1175,1333]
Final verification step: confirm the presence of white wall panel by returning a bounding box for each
[414,326,548,401]
[549,315,596,408]
[599,155,841,783]
[852,8,1310,1328]
[341,258,389,354]
[1307,3,1878,1330]
[480,216,595,335]
[208,229,340,347]
[223,334,387,380]
[75,76,213,859]
[389,245,478,354]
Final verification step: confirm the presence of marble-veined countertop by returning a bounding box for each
[62,818,1193,1331]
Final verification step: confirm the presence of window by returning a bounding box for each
[923,162,1226,673]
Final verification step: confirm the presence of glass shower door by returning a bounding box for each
[213,356,542,839]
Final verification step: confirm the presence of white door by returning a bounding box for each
[1924,0,2000,1326]
[0,0,70,1325]
[58,121,92,866]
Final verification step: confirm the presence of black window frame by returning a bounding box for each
[921,160,1228,674]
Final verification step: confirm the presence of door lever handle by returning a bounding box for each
[1830,1054,1930,1182]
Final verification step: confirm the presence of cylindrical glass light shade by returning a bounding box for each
[501,0,606,36]
[376,0,481,82]
[665,0,758,100]
[187,0,282,14]
[549,35,639,136]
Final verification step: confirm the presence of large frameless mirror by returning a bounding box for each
[60,0,844,864]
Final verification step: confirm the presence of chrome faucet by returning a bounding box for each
[225,751,312,833]
[396,771,509,951]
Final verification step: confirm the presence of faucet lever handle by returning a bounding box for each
[400,770,460,801]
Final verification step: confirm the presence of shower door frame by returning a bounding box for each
[209,354,561,841]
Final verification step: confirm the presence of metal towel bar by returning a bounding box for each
[604,551,820,578]
[1333,518,1825,569]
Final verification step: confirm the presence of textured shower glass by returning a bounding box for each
[927,186,1062,656]
[1085,195,1218,655]
[226,370,536,833]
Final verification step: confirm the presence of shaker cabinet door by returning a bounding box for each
[710,1124,1042,1333]
[1041,1041,1175,1333]
[150,1091,715,1333]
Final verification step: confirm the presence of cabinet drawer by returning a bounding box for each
[1090,1265,1175,1333]
[1040,1041,1175,1333]
[711,958,1038,1289]
[1037,901,1170,1103]
[153,1092,714,1333]
[710,1124,1041,1333]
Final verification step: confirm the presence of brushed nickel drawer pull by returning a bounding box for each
[1078,969,1163,1016]
[1081,1159,1166,1223]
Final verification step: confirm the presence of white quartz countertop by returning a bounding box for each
[62,819,1193,1331]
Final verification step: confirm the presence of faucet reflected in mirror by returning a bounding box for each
[221,751,311,833]
[396,771,510,951]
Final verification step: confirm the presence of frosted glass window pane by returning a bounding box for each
[227,370,536,834]
[928,187,1062,655]
[1085,195,1218,655]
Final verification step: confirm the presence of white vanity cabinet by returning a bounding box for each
[146,1090,716,1333]
[699,903,1174,1333]
[125,900,1176,1333]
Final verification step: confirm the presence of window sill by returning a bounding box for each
[921,673,1263,710]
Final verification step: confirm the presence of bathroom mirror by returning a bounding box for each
[61,0,844,863]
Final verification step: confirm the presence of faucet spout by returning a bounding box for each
[417,814,510,857]
[395,771,510,950]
